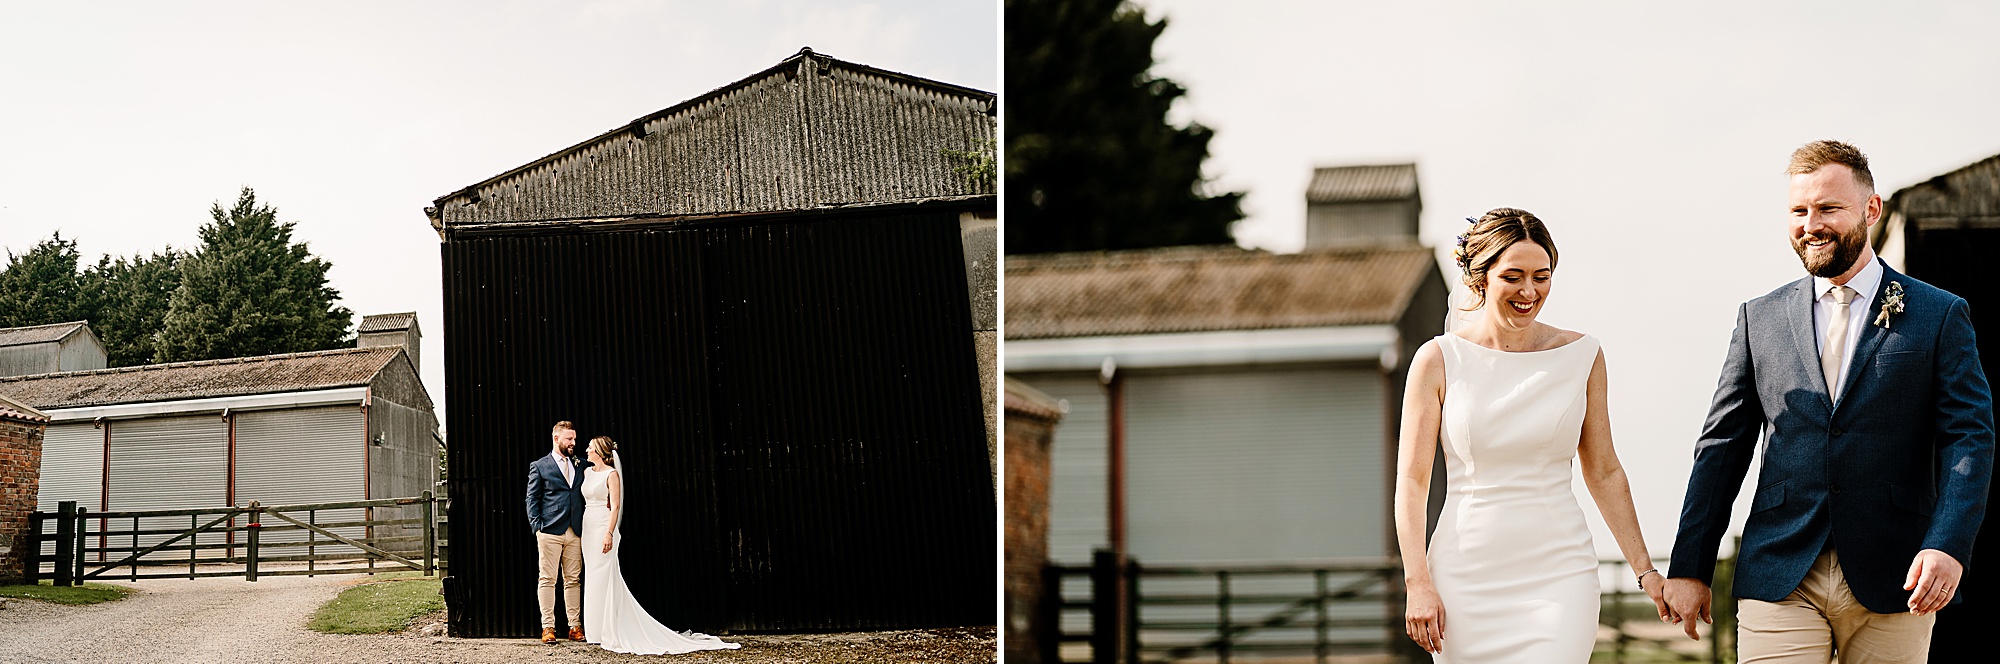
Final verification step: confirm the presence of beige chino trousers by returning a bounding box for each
[536,528,584,630]
[1738,550,1934,664]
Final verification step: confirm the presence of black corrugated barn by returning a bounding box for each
[430,48,997,637]
[1873,152,2000,661]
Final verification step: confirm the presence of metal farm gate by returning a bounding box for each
[441,211,994,637]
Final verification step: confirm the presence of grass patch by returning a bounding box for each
[0,579,133,605]
[308,575,444,634]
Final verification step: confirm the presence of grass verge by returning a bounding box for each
[308,575,444,634]
[0,579,133,605]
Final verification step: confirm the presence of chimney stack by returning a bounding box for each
[357,313,421,371]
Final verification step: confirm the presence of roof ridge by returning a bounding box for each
[0,346,393,383]
[0,320,90,330]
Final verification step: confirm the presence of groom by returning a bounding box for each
[1665,140,1995,661]
[528,420,590,644]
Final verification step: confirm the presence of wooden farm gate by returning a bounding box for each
[24,492,441,584]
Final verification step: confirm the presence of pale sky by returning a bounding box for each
[0,1,997,427]
[1136,0,2000,558]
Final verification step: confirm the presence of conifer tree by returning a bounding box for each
[155,188,353,362]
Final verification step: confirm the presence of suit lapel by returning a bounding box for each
[1788,277,1834,411]
[1837,260,1898,410]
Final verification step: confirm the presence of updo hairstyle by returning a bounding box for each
[1454,207,1559,311]
[589,436,618,468]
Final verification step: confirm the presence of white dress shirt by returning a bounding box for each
[1813,257,1883,399]
[551,450,573,486]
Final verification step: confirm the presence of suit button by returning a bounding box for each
[1830,428,1844,437]
[1831,483,1843,494]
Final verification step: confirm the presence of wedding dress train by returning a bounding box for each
[580,467,741,655]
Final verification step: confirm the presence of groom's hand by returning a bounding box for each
[1662,577,1711,641]
[1905,549,1962,615]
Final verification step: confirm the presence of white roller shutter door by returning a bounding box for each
[36,422,102,512]
[36,422,103,562]
[105,415,229,561]
[235,406,366,556]
[1024,374,1108,566]
[1126,367,1386,563]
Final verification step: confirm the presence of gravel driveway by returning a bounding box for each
[0,574,996,663]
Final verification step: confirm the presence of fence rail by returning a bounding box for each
[1048,550,1741,664]
[25,492,442,585]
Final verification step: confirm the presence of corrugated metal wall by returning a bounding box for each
[443,212,993,636]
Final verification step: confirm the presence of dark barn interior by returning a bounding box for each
[429,49,997,637]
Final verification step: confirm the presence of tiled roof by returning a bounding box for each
[1306,164,1419,204]
[1004,244,1441,340]
[0,347,405,410]
[0,321,90,348]
[0,392,49,423]
[358,312,417,333]
[1003,377,1064,423]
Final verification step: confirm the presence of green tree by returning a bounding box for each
[0,233,86,328]
[155,188,353,362]
[79,249,184,366]
[1004,0,1245,254]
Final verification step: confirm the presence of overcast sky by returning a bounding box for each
[1135,0,2000,557]
[0,1,997,427]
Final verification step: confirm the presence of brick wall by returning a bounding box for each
[1003,379,1064,664]
[0,414,47,584]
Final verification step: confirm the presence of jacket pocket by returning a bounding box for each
[1751,481,1786,514]
[1891,482,1937,516]
[1877,350,1930,366]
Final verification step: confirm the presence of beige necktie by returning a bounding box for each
[1823,285,1856,401]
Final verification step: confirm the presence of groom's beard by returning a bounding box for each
[1793,221,1870,278]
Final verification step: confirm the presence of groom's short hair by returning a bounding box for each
[551,420,575,435]
[1788,140,1874,191]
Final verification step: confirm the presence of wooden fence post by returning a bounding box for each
[1091,549,1126,664]
[50,502,76,586]
[421,490,435,576]
[72,507,87,584]
[245,501,261,582]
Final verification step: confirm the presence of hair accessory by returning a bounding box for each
[1451,216,1477,272]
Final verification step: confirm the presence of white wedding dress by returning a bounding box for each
[1427,333,1601,663]
[580,466,741,655]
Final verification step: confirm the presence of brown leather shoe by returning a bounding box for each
[568,626,586,641]
[541,628,557,644]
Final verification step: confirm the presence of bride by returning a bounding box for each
[1393,209,1668,661]
[580,436,741,655]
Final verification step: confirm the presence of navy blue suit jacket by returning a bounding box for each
[527,453,590,536]
[1670,260,1995,613]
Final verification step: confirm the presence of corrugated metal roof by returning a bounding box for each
[1004,244,1440,340]
[0,346,404,410]
[357,312,416,333]
[429,48,997,234]
[0,391,49,423]
[1886,153,2000,221]
[1306,164,1419,204]
[0,321,90,348]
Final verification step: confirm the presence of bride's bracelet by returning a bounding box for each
[1635,568,1662,589]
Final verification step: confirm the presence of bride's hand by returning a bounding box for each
[1405,579,1445,654]
[1642,572,1673,622]
[601,537,613,554]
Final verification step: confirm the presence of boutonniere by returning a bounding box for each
[1875,281,1906,328]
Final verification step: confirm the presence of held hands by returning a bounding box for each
[1904,548,1962,615]
[1661,577,1712,641]
[1639,572,1669,622]
[1404,578,1446,654]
